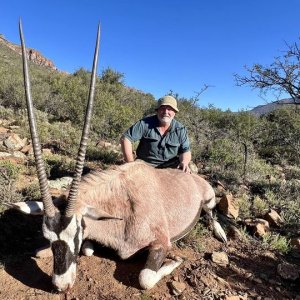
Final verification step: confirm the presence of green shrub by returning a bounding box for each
[21,182,41,201]
[177,222,210,252]
[0,162,23,212]
[253,195,268,216]
[236,193,252,218]
[44,154,75,179]
[262,233,290,254]
[208,138,244,172]
[0,160,23,180]
[86,145,120,165]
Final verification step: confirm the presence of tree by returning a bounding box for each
[235,39,300,105]
[101,68,124,85]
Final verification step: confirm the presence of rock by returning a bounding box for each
[211,251,229,266]
[170,281,186,296]
[0,126,9,134]
[254,223,267,237]
[0,118,15,127]
[48,177,73,190]
[225,296,241,300]
[218,194,239,219]
[12,151,27,160]
[264,209,284,227]
[29,49,56,68]
[189,161,198,174]
[252,277,262,284]
[0,152,11,158]
[290,237,300,250]
[227,225,243,240]
[42,148,53,155]
[9,125,20,130]
[20,144,33,155]
[277,262,299,280]
[244,218,270,238]
[3,133,27,151]
[215,180,226,196]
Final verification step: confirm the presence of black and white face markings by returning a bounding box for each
[42,212,83,291]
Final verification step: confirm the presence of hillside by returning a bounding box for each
[0,34,56,70]
[0,34,299,299]
[249,98,300,116]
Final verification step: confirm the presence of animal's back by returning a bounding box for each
[78,161,212,255]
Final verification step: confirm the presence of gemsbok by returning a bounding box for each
[8,20,227,292]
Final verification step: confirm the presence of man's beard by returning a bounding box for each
[158,115,173,124]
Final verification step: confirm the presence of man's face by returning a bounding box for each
[157,105,176,125]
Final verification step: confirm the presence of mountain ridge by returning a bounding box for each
[0,34,57,70]
[248,98,300,116]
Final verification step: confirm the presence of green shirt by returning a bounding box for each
[123,115,190,166]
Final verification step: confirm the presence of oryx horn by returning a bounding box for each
[65,24,101,217]
[19,19,55,217]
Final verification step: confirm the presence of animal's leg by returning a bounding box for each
[81,240,94,256]
[139,242,183,290]
[203,197,227,243]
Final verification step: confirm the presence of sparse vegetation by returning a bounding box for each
[262,233,291,254]
[0,34,299,296]
[0,161,23,212]
[177,222,210,252]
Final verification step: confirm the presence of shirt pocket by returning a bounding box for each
[165,140,180,156]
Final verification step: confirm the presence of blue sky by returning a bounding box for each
[1,0,300,111]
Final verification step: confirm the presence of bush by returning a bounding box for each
[0,161,23,212]
[21,182,41,201]
[0,160,23,180]
[43,154,75,179]
[262,233,290,254]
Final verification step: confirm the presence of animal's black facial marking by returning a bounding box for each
[52,240,76,275]
[44,212,73,235]
[43,212,83,277]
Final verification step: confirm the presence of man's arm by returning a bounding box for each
[178,151,192,173]
[120,136,135,162]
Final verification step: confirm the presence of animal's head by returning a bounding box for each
[10,196,121,291]
[11,195,122,291]
[18,19,100,292]
[43,211,83,291]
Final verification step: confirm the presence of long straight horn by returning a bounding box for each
[19,19,55,218]
[65,24,101,217]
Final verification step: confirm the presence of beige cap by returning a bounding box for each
[156,95,179,112]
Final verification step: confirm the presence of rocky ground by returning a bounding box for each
[0,121,300,300]
[0,208,300,300]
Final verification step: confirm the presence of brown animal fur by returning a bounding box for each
[74,160,214,259]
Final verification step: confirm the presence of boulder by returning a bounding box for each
[244,218,270,238]
[211,251,229,266]
[218,194,239,219]
[264,209,284,227]
[3,133,27,151]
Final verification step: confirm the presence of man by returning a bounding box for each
[120,95,192,173]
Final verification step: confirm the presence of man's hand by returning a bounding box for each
[177,162,191,173]
[178,151,192,173]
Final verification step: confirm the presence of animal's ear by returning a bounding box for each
[83,207,123,221]
[5,201,44,215]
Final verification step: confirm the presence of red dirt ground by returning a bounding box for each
[0,230,299,300]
